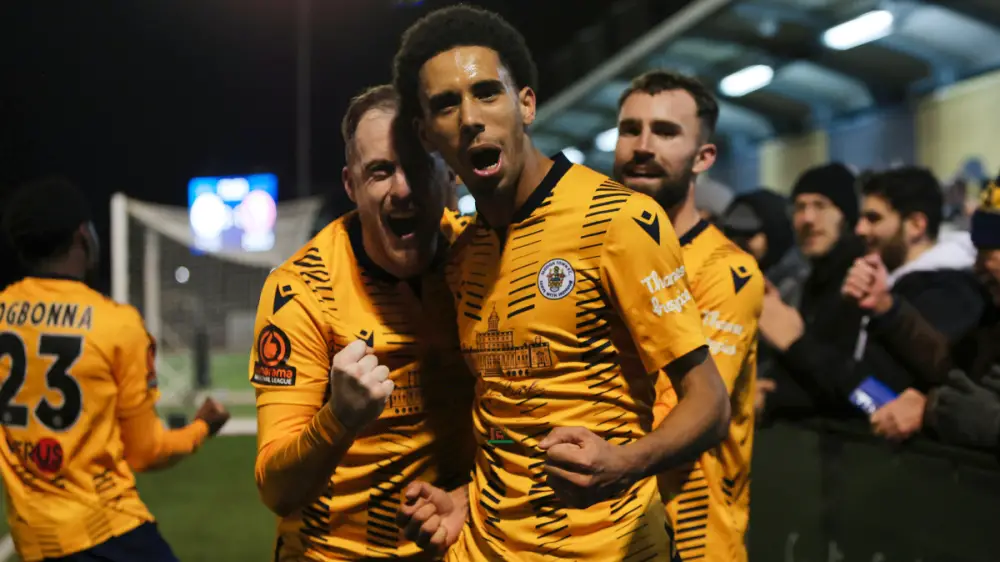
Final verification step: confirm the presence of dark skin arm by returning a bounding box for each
[539,347,730,508]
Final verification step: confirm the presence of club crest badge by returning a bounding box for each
[538,258,575,300]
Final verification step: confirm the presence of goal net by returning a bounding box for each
[109,193,324,410]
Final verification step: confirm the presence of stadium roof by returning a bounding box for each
[530,0,1000,173]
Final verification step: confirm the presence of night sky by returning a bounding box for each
[1,0,654,289]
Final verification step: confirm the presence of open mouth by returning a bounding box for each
[386,212,419,239]
[624,166,665,180]
[469,146,502,177]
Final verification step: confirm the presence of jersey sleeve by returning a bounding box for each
[695,251,764,393]
[250,268,332,409]
[599,195,707,374]
[112,305,161,420]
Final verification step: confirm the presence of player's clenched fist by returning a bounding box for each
[396,481,466,555]
[194,397,231,436]
[539,426,635,508]
[329,340,394,431]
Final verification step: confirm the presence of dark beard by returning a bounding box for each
[615,155,696,213]
[880,228,908,272]
[650,168,694,212]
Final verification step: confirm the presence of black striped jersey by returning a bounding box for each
[250,210,475,561]
[654,220,763,562]
[443,153,708,561]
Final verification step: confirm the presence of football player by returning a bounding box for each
[0,177,230,562]
[250,84,475,561]
[392,6,731,561]
[614,69,764,562]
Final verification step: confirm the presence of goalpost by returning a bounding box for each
[109,192,323,410]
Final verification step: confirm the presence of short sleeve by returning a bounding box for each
[695,251,764,393]
[113,306,160,420]
[599,196,707,374]
[250,269,332,409]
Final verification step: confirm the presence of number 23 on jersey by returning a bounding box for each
[0,332,84,432]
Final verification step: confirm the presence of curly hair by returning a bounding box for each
[1,176,92,266]
[393,4,538,120]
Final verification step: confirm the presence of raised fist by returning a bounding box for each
[194,397,231,436]
[329,340,394,431]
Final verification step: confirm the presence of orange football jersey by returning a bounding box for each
[655,220,763,562]
[251,210,475,561]
[0,276,159,561]
[443,154,708,561]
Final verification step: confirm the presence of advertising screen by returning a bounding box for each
[188,173,278,253]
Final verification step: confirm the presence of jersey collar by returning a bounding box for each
[347,212,449,284]
[348,213,394,283]
[679,219,711,246]
[477,152,573,229]
[25,273,84,282]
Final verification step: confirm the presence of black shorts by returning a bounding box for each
[43,522,178,562]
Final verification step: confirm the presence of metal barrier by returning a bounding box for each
[749,419,998,562]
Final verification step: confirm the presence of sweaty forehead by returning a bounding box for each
[352,109,396,164]
[419,46,513,94]
[619,90,698,125]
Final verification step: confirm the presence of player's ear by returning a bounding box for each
[693,142,717,175]
[904,211,928,240]
[342,166,357,203]
[518,87,536,127]
[76,222,100,267]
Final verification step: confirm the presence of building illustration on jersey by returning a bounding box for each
[463,307,552,377]
[386,369,423,416]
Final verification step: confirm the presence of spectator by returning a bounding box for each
[722,188,810,416]
[856,175,1000,448]
[764,166,985,422]
[766,166,986,419]
[756,163,866,418]
[721,188,808,307]
[849,167,983,341]
[694,175,733,223]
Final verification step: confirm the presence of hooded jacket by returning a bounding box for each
[769,232,986,418]
[722,189,809,307]
[873,231,983,342]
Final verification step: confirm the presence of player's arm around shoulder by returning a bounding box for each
[111,304,229,473]
[696,249,765,393]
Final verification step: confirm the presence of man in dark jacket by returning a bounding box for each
[760,167,985,420]
[722,188,809,307]
[847,167,983,340]
[756,163,867,418]
[851,175,1000,450]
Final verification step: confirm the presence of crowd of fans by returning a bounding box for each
[699,164,1000,456]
